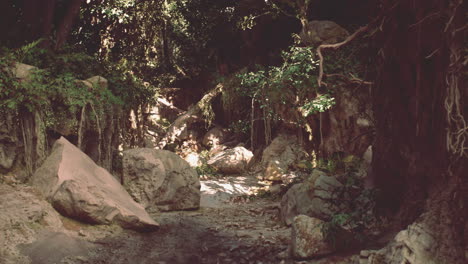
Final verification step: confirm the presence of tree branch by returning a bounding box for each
[317,25,369,87]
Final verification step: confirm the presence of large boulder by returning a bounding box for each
[123,148,201,211]
[299,20,349,46]
[30,137,159,231]
[281,172,343,225]
[291,215,334,259]
[207,146,253,174]
[262,134,305,181]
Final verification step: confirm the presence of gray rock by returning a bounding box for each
[79,75,108,89]
[0,184,63,264]
[262,135,305,181]
[202,126,230,147]
[20,232,92,264]
[12,62,37,79]
[123,148,201,211]
[299,20,349,46]
[291,215,334,259]
[207,146,253,174]
[31,137,159,231]
[361,219,440,264]
[281,174,342,225]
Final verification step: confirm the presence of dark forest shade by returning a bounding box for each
[372,0,466,262]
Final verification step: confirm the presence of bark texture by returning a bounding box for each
[372,0,467,262]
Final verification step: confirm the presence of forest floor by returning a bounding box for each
[20,174,296,264]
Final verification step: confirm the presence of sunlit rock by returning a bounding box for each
[262,134,305,182]
[31,137,159,231]
[207,146,253,174]
[123,148,200,211]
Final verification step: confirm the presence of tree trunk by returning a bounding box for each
[372,0,466,262]
[54,0,83,51]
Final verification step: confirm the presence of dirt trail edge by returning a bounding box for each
[19,175,291,264]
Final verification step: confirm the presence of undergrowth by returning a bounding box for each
[0,41,157,134]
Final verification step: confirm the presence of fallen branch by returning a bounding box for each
[158,84,223,149]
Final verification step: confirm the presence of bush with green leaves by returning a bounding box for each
[237,45,335,122]
[0,41,157,136]
[319,165,383,249]
[194,150,220,179]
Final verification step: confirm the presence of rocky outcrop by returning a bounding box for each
[262,135,305,181]
[123,148,201,211]
[281,172,342,225]
[360,218,444,264]
[207,146,253,174]
[0,184,63,264]
[299,20,349,46]
[291,215,334,259]
[30,137,159,231]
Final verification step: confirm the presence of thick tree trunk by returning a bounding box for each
[54,0,83,50]
[372,0,466,262]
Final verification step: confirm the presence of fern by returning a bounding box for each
[15,39,44,63]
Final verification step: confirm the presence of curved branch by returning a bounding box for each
[325,73,373,85]
[317,26,369,87]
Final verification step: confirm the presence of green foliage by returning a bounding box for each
[195,150,220,179]
[14,39,44,63]
[317,161,383,249]
[237,44,334,130]
[301,94,336,116]
[229,119,250,136]
[195,163,220,179]
[0,40,156,137]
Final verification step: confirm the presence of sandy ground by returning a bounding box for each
[18,175,294,264]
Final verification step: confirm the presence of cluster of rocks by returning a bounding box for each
[28,137,201,232]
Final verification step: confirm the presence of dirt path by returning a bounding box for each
[21,175,292,264]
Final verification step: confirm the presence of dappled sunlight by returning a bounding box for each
[200,176,264,208]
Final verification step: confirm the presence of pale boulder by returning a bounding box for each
[360,219,441,264]
[262,134,305,181]
[281,173,343,225]
[30,137,159,231]
[123,148,201,211]
[12,62,37,79]
[291,215,334,259]
[207,146,253,174]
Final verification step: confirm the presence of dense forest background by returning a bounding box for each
[0,0,466,263]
